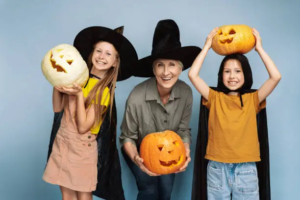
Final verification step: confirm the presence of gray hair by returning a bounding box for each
[177,61,184,69]
[152,60,184,69]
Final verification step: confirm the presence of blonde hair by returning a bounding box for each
[85,42,120,128]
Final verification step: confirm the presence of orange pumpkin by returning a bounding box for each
[140,130,186,174]
[212,24,255,55]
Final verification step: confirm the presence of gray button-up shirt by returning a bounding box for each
[119,77,193,147]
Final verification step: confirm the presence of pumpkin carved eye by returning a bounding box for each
[67,60,74,65]
[218,30,223,35]
[157,145,164,151]
[229,29,236,35]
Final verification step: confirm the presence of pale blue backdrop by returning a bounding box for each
[0,0,299,199]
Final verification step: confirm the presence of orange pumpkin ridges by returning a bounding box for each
[212,24,255,55]
[140,130,186,175]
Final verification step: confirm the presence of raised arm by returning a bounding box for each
[55,83,96,134]
[52,87,64,113]
[253,28,281,103]
[188,28,219,100]
[75,86,96,134]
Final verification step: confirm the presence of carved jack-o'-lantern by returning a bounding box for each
[41,44,89,87]
[212,25,255,55]
[140,130,186,174]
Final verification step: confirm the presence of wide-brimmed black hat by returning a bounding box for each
[133,19,201,77]
[74,26,138,81]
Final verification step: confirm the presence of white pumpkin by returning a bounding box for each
[41,44,89,87]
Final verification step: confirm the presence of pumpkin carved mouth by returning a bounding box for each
[218,29,236,44]
[220,38,234,44]
[159,155,183,167]
[50,51,67,73]
[50,50,74,73]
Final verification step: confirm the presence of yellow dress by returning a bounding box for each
[43,77,110,192]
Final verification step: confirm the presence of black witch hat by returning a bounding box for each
[73,26,138,81]
[133,19,201,77]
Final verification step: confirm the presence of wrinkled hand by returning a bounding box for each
[176,143,191,173]
[133,155,159,176]
[252,28,263,51]
[55,83,82,97]
[204,27,219,49]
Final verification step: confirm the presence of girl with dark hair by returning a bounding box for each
[188,27,281,200]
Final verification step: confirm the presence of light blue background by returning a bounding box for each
[0,0,299,199]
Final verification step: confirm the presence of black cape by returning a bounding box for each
[191,87,271,200]
[46,99,125,200]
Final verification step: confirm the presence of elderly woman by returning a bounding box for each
[119,19,201,200]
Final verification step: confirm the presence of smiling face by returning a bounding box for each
[91,41,119,73]
[140,130,186,174]
[153,59,182,90]
[222,59,245,92]
[212,24,255,55]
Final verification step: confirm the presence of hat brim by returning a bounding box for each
[74,26,138,81]
[133,46,201,77]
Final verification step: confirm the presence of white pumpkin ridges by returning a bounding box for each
[41,44,89,87]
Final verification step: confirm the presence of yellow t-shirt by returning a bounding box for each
[202,88,266,163]
[83,77,110,134]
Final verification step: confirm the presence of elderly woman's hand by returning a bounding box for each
[176,143,191,173]
[133,155,160,176]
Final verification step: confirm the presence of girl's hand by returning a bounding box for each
[252,28,263,51]
[204,27,219,49]
[55,83,82,97]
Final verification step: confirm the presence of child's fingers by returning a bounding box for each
[252,28,259,33]
[209,27,218,38]
[252,28,260,37]
[62,87,72,93]
[73,83,81,90]
[55,86,66,93]
[211,27,219,33]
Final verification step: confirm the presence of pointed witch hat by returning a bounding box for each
[133,19,201,77]
[74,26,138,81]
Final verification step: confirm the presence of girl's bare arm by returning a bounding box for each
[253,28,281,103]
[52,87,64,113]
[188,28,218,100]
